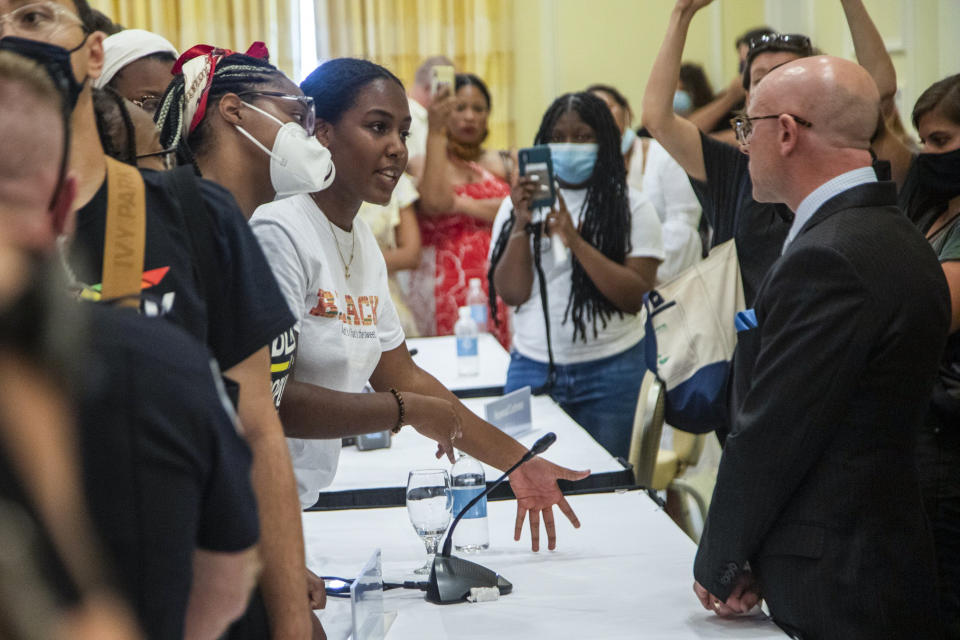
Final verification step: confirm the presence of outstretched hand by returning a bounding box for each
[509,457,590,551]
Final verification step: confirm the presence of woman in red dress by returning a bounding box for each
[408,73,512,347]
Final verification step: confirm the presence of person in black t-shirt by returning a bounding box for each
[642,0,897,305]
[1,4,312,638]
[82,305,261,640]
[0,48,144,639]
[155,44,340,634]
[155,46,333,414]
[872,73,960,640]
[1,38,262,640]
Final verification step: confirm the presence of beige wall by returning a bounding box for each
[509,0,766,147]
[766,0,960,137]
[509,0,960,148]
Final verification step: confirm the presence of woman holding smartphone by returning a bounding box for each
[488,92,664,459]
[251,58,589,552]
[407,73,512,345]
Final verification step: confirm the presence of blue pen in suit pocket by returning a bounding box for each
[735,309,758,332]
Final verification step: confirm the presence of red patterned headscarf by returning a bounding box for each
[173,42,270,134]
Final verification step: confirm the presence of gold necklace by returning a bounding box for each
[326,215,356,278]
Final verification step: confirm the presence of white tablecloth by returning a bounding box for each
[320,395,626,498]
[304,490,785,639]
[408,335,510,396]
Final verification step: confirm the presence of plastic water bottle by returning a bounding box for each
[451,453,489,551]
[455,306,479,376]
[466,277,488,332]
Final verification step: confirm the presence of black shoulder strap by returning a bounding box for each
[164,166,218,307]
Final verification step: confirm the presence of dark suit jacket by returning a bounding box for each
[694,181,950,639]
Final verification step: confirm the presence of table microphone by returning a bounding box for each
[426,432,557,604]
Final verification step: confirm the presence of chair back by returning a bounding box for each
[672,430,705,469]
[628,370,666,487]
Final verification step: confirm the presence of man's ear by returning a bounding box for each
[84,31,106,80]
[778,115,799,156]
[218,93,246,126]
[50,174,77,236]
[315,119,332,148]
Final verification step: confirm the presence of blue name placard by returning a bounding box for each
[484,386,533,437]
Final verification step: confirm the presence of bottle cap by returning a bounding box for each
[458,306,472,319]
[469,277,482,288]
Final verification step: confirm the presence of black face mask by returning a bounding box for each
[0,35,88,111]
[0,36,83,208]
[899,145,960,222]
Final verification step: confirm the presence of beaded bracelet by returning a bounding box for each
[388,388,405,433]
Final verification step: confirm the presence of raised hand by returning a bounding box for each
[509,175,540,229]
[676,0,716,13]
[427,85,455,135]
[545,189,578,247]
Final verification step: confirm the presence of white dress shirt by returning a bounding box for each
[782,167,878,253]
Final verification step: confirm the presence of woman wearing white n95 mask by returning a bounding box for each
[156,42,334,218]
[155,42,336,637]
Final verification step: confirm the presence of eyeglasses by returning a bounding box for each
[0,2,86,40]
[731,113,813,146]
[747,33,812,55]
[136,147,177,170]
[132,95,163,116]
[236,91,316,136]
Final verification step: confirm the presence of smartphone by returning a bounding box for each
[518,145,556,209]
[430,65,455,97]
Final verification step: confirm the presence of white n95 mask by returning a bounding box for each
[235,102,336,197]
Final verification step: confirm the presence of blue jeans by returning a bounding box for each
[504,340,645,460]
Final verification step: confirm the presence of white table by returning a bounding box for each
[309,395,632,510]
[407,335,510,397]
[303,491,785,639]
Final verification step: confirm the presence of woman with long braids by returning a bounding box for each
[156,44,334,219]
[489,92,664,459]
[155,44,337,639]
[251,58,589,553]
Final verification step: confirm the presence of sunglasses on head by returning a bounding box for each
[742,33,814,90]
[747,33,813,55]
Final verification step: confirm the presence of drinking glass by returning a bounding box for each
[406,469,453,575]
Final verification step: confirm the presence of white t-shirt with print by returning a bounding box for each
[490,187,664,365]
[251,194,405,508]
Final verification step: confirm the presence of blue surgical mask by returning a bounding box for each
[620,127,637,155]
[549,143,598,185]
[673,90,693,115]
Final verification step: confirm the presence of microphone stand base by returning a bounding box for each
[425,555,512,604]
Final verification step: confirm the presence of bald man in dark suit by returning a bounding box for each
[692,56,950,639]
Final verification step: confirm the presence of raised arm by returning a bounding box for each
[416,87,457,215]
[687,75,746,135]
[492,179,538,306]
[641,0,713,183]
[842,0,915,187]
[843,0,897,118]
